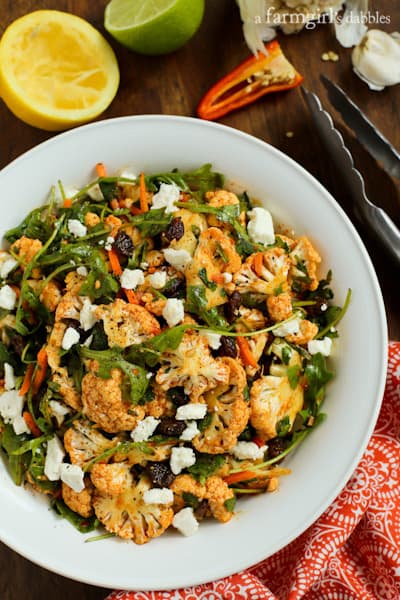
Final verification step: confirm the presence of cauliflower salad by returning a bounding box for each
[0,163,350,544]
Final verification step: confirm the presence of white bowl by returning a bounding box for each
[0,115,387,590]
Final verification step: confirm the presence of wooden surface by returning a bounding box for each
[0,0,399,597]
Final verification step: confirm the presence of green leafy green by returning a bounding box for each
[198,268,217,291]
[304,353,334,415]
[98,179,117,203]
[224,496,237,512]
[5,206,53,243]
[146,164,224,197]
[287,364,301,389]
[276,416,291,437]
[187,453,226,484]
[186,285,228,328]
[130,208,173,237]
[52,499,100,533]
[197,412,212,433]
[0,425,30,485]
[126,324,188,367]
[182,491,201,509]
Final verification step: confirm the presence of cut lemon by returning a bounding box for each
[104,0,205,55]
[0,10,120,131]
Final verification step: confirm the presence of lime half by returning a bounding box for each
[104,0,205,55]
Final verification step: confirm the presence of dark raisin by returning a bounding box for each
[147,462,175,488]
[113,231,134,258]
[194,499,210,520]
[164,217,184,242]
[219,336,238,358]
[167,386,189,407]
[163,277,185,298]
[155,417,186,437]
[9,333,24,356]
[305,297,329,318]
[224,291,242,323]
[266,437,288,461]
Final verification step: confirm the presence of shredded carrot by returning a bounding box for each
[252,436,265,448]
[253,253,264,278]
[237,336,258,368]
[32,348,48,395]
[19,364,34,397]
[224,470,257,485]
[63,198,72,208]
[211,273,225,284]
[130,205,143,215]
[23,411,41,437]
[180,192,190,202]
[123,288,139,304]
[96,162,107,178]
[108,248,123,276]
[110,199,119,210]
[139,172,148,212]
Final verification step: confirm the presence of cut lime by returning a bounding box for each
[104,0,205,55]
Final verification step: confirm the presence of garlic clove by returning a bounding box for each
[352,29,400,91]
[335,0,368,48]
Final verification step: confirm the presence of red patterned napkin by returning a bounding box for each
[107,342,400,600]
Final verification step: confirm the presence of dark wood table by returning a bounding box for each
[0,1,399,598]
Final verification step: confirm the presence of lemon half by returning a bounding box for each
[0,10,120,131]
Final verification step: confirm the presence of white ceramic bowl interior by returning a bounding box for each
[0,116,387,590]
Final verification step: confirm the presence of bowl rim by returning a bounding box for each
[0,114,388,590]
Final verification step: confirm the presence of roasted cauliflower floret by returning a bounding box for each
[185,227,242,309]
[93,474,173,544]
[267,292,293,322]
[90,463,132,496]
[145,385,175,418]
[289,236,321,292]
[250,374,304,441]
[55,291,82,321]
[81,361,145,433]
[285,319,318,345]
[64,271,86,294]
[62,478,94,518]
[156,330,230,400]
[169,208,208,255]
[95,299,160,348]
[192,357,249,454]
[235,307,266,332]
[171,474,206,512]
[234,248,290,295]
[84,212,101,228]
[64,420,116,469]
[39,280,62,312]
[205,476,235,523]
[243,334,268,377]
[11,236,42,268]
[52,368,82,410]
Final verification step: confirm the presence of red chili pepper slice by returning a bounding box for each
[197,40,303,121]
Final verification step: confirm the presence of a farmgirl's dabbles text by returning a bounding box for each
[0,163,350,543]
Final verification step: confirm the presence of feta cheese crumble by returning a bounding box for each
[179,421,199,442]
[273,318,300,338]
[232,441,266,461]
[61,327,80,351]
[76,266,88,277]
[0,253,18,279]
[0,390,24,424]
[172,507,199,537]
[151,183,180,214]
[120,268,145,290]
[49,400,70,426]
[79,298,98,331]
[104,236,115,251]
[67,219,87,238]
[247,207,275,245]
[170,447,196,475]
[222,272,233,284]
[204,332,222,350]
[12,415,30,435]
[0,285,17,310]
[176,403,207,421]
[87,183,104,201]
[162,298,184,328]
[60,463,85,492]
[143,488,174,505]
[149,270,167,289]
[131,416,160,442]
[162,248,192,272]
[4,363,15,391]
[44,436,65,481]
[308,337,333,357]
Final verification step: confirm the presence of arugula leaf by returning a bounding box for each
[182,491,201,509]
[276,416,291,437]
[287,364,301,389]
[126,325,188,367]
[197,412,212,432]
[198,268,217,291]
[5,206,53,243]
[186,285,228,328]
[238,191,251,213]
[0,425,31,485]
[130,208,173,237]
[224,496,237,512]
[177,201,240,223]
[304,353,334,415]
[79,267,119,300]
[187,453,226,484]
[98,179,117,203]
[52,499,100,533]
[0,342,12,375]
[146,164,224,196]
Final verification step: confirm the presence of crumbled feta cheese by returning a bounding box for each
[118,168,137,181]
[61,327,80,350]
[79,298,98,331]
[143,487,174,505]
[60,463,85,492]
[104,236,115,251]
[151,183,180,214]
[232,441,266,461]
[12,415,30,435]
[176,403,207,421]
[4,363,15,391]
[162,298,185,328]
[61,185,80,200]
[222,272,233,284]
[76,266,88,277]
[44,436,65,481]
[149,270,167,289]
[67,219,87,238]
[163,248,192,272]
[307,337,333,357]
[0,254,18,279]
[172,507,199,537]
[49,400,70,426]
[180,421,199,441]
[273,318,300,338]
[130,416,160,442]
[0,390,24,423]
[140,262,149,270]
[81,335,93,348]
[170,447,196,475]
[204,332,222,350]
[0,285,17,310]
[87,183,104,201]
[120,268,145,290]
[247,207,275,245]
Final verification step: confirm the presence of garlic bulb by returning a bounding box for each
[352,30,400,91]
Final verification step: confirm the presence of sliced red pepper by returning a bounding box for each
[197,40,303,121]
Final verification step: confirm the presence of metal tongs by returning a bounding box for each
[302,76,400,264]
